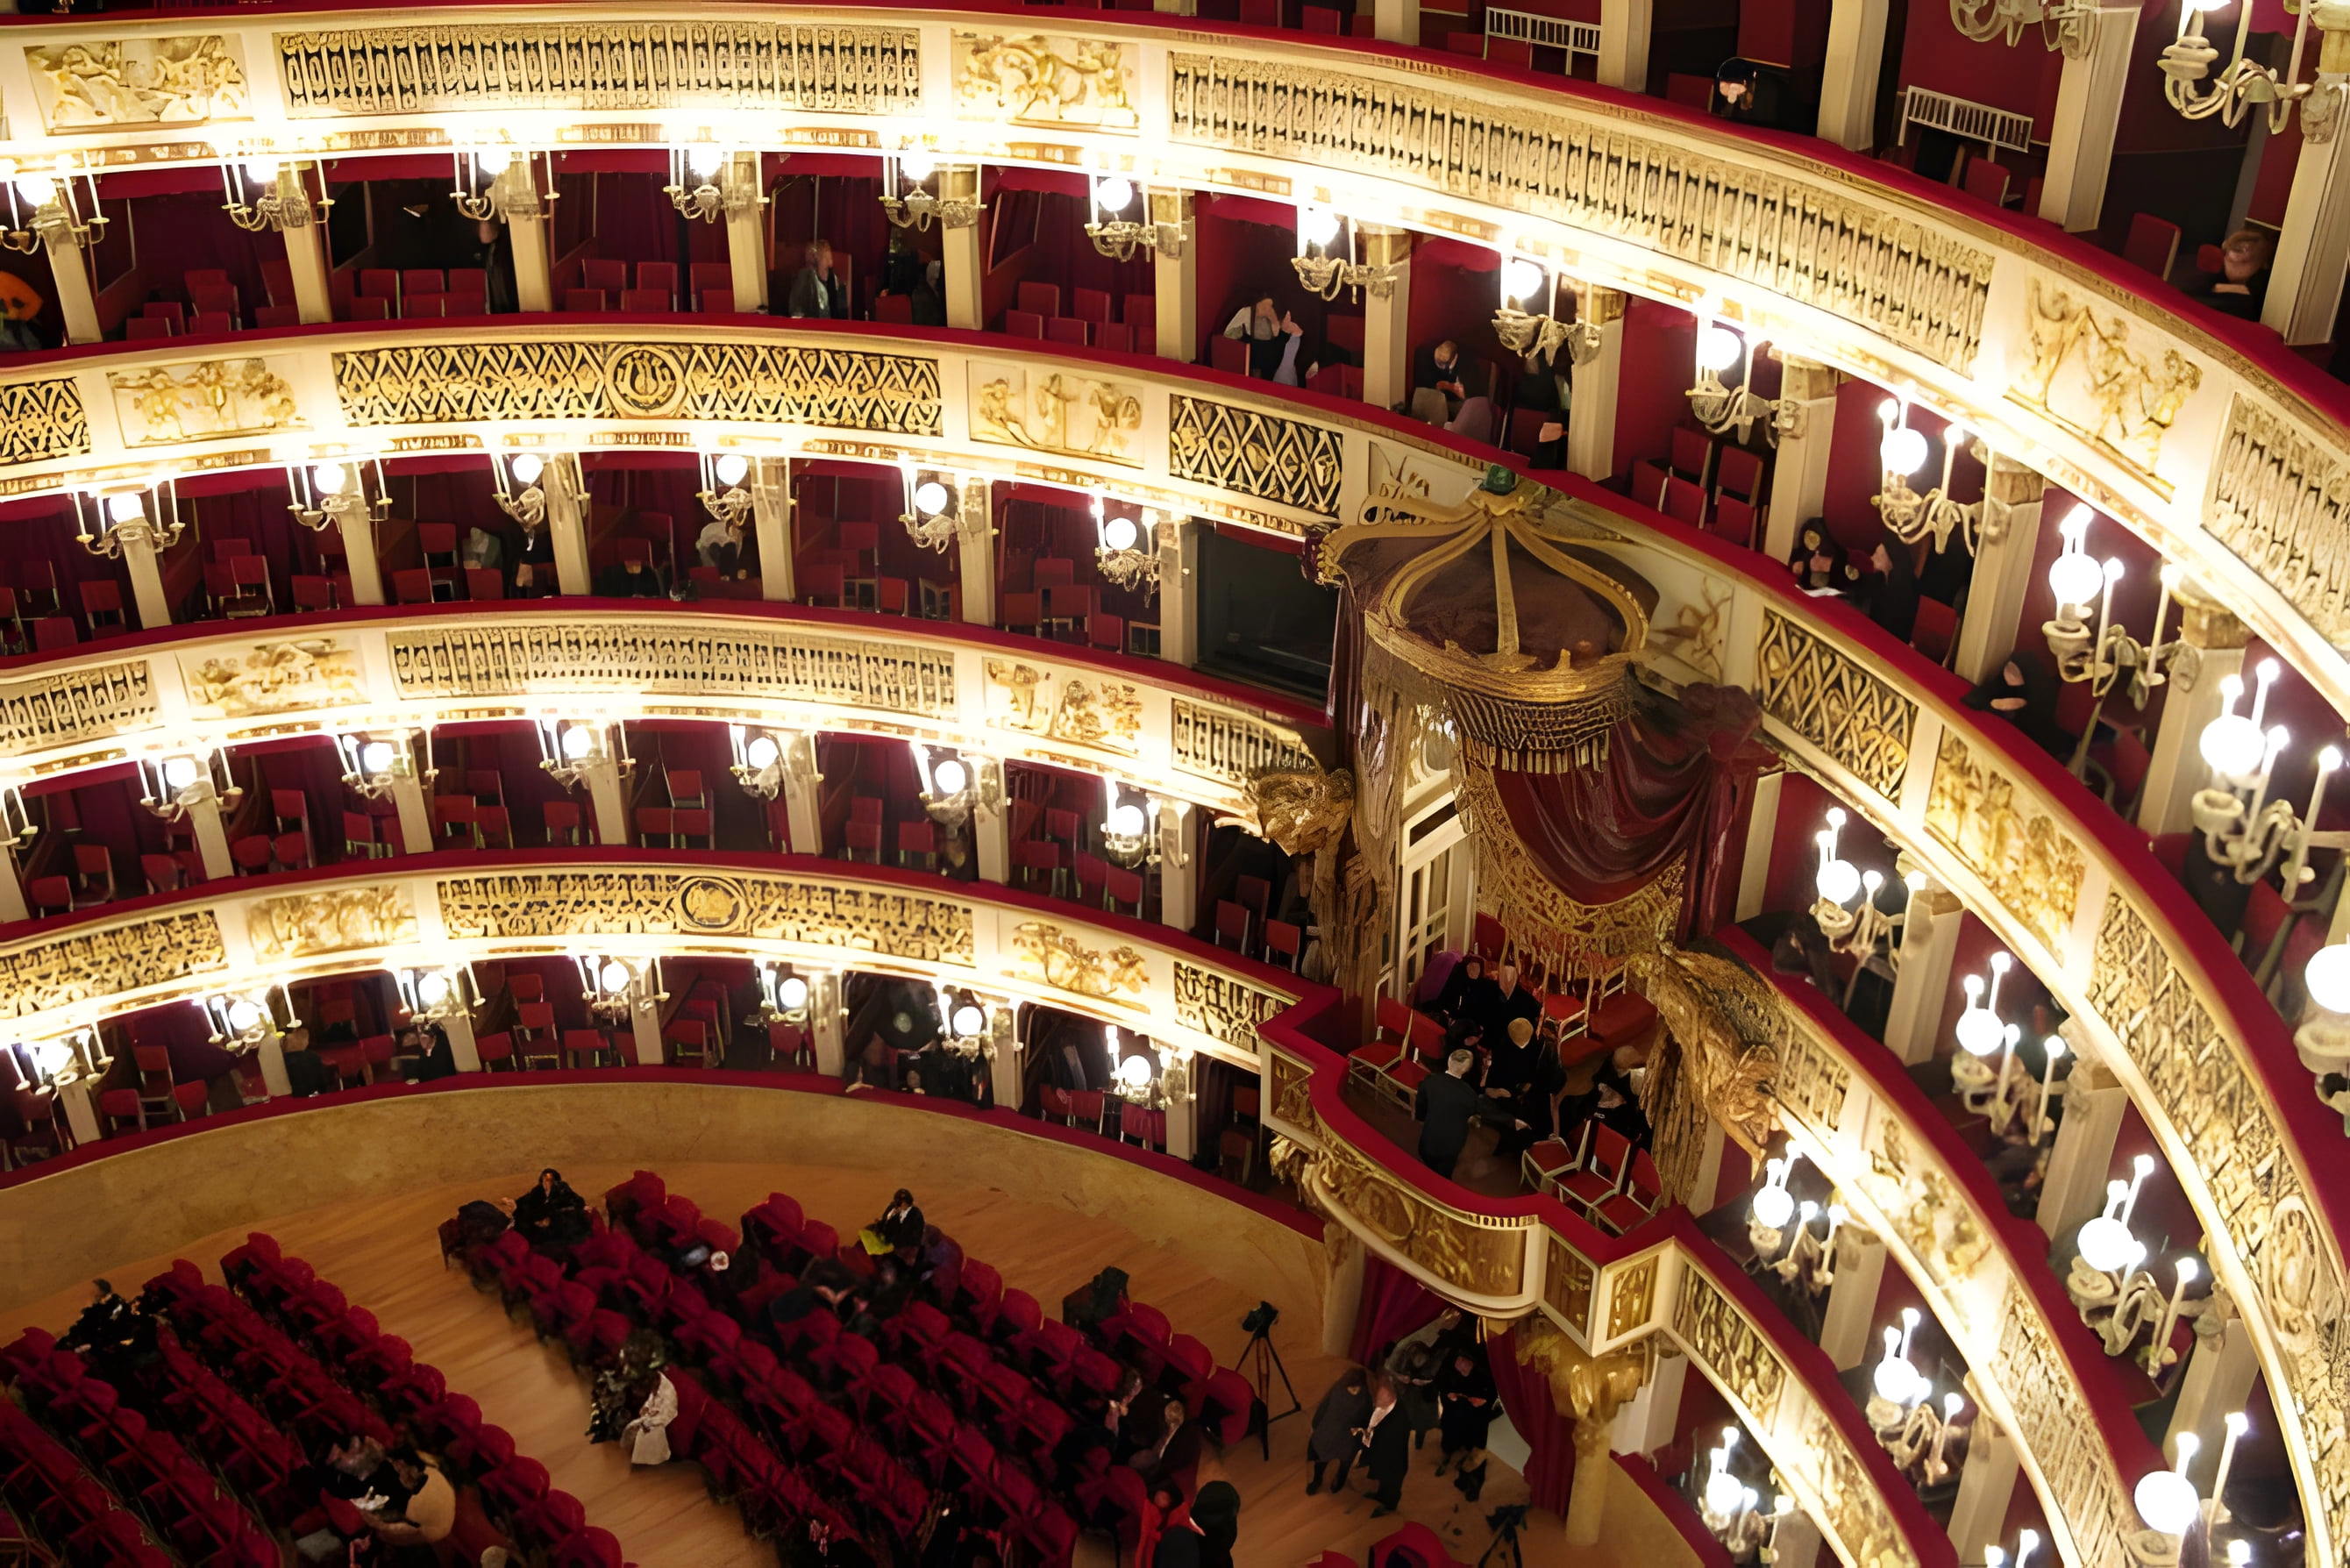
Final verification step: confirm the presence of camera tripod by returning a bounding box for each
[1476,1506,1529,1568]
[1238,1321,1302,1460]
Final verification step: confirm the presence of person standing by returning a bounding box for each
[1435,1350,1501,1492]
[1414,1050,1525,1180]
[1360,1376,1412,1517]
[1306,1366,1371,1495]
[621,1370,678,1465]
[1383,1310,1461,1448]
[787,239,851,320]
[1153,1479,1239,1568]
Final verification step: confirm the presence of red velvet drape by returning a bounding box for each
[1485,1325,1577,1515]
[1490,684,1771,939]
[1347,1255,1446,1367]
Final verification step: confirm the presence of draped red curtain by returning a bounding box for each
[1347,1255,1447,1366]
[1489,684,1771,938]
[1484,1325,1577,1515]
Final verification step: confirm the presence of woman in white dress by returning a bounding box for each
[620,1372,677,1466]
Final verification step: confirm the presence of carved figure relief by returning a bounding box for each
[968,364,1143,467]
[1651,580,1732,683]
[954,33,1137,128]
[1311,1131,1527,1298]
[983,659,1142,752]
[1008,920,1149,1002]
[2007,277,2202,492]
[1924,729,2083,953]
[1628,948,1781,1156]
[1171,961,1291,1052]
[110,359,302,446]
[1755,610,1915,795]
[248,887,417,960]
[26,37,248,131]
[183,639,362,717]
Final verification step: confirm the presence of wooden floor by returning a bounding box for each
[0,1158,1620,1568]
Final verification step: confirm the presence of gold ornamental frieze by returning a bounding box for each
[1923,728,2083,953]
[1802,1407,1922,1568]
[1170,961,1288,1053]
[1007,920,1149,1005]
[1993,1286,2135,1568]
[952,32,1137,129]
[2208,392,2350,652]
[110,358,302,447]
[968,361,1144,467]
[1310,1130,1528,1300]
[247,886,418,962]
[0,659,154,759]
[273,21,922,117]
[2006,279,2201,495]
[0,378,91,467]
[1603,1253,1660,1342]
[1544,1236,1596,1337]
[983,659,1141,752]
[1266,1047,1314,1132]
[182,638,365,719]
[1167,395,1344,516]
[1,911,225,1021]
[1755,610,1915,795]
[331,340,943,437]
[25,35,249,132]
[1669,1265,1785,1427]
[1167,699,1317,787]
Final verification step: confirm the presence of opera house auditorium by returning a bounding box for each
[0,1,2346,1566]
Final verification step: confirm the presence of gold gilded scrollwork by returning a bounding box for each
[1994,1284,2133,1568]
[2208,392,2350,651]
[1008,921,1148,1003]
[1606,1255,1661,1341]
[1755,610,1915,795]
[1267,1051,1314,1130]
[954,32,1136,128]
[27,36,247,130]
[2007,277,2202,493]
[0,660,153,757]
[1313,1132,1527,1298]
[1514,1315,1654,1461]
[1925,728,2085,953]
[183,639,363,717]
[248,887,417,961]
[110,359,302,446]
[1804,1407,1919,1568]
[2,912,224,1021]
[1672,1266,1784,1424]
[0,378,91,467]
[1171,702,1319,788]
[1866,1117,1991,1291]
[1171,962,1290,1053]
[1545,1237,1595,1336]
[1628,948,1782,1157]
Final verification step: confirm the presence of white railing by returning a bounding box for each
[1484,7,1604,59]
[1897,86,2037,156]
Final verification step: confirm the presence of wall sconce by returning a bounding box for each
[729,724,791,800]
[2157,0,2350,137]
[1981,1530,2047,1568]
[1763,1199,1846,1297]
[1951,0,2096,52]
[1884,1389,1969,1489]
[1684,310,1798,445]
[931,984,1000,1062]
[900,467,963,553]
[1696,1428,1767,1555]
[1092,493,1162,593]
[1290,205,1399,301]
[1811,808,1919,970]
[537,716,630,791]
[1109,1028,1192,1108]
[139,746,241,823]
[1086,175,1158,261]
[696,450,754,532]
[2068,1157,2206,1370]
[2032,1035,2068,1143]
[2042,510,2185,771]
[2132,1433,2206,1560]
[395,964,476,1024]
[0,781,35,853]
[219,150,330,234]
[287,457,390,533]
[1863,1308,1928,1430]
[578,954,663,1024]
[452,143,556,225]
[913,745,996,832]
[1745,1151,1801,1256]
[1491,256,1602,365]
[1101,779,1157,868]
[2190,658,2350,890]
[665,142,763,223]
[334,729,433,802]
[203,984,298,1051]
[1873,397,1990,552]
[75,484,187,559]
[488,446,562,532]
[26,1028,103,1088]
[753,962,814,1026]
[881,152,979,231]
[1,155,106,253]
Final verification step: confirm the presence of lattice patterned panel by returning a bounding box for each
[0,377,90,465]
[2,912,224,1020]
[333,340,942,436]
[0,660,154,757]
[1168,56,1991,374]
[1755,610,1915,795]
[1993,1282,2132,1568]
[1168,699,1315,785]
[435,869,975,965]
[274,22,922,116]
[2208,392,2350,652]
[1803,1408,1924,1568]
[1671,1266,1784,1425]
[1168,395,1343,516]
[1924,727,2083,952]
[1771,1016,1852,1131]
[1170,961,1289,1053]
[386,623,958,717]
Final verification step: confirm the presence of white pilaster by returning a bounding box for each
[1157,517,1199,667]
[808,972,846,1076]
[957,478,997,628]
[1816,1229,1889,1371]
[1321,1223,1366,1357]
[281,189,335,325]
[118,530,174,631]
[1359,228,1411,412]
[2139,592,2250,835]
[1371,0,1419,45]
[724,153,769,314]
[0,849,28,923]
[388,767,434,859]
[1565,290,1626,482]
[1154,189,1197,364]
[1815,0,1891,150]
[2263,121,2350,344]
[582,759,630,847]
[39,224,100,346]
[1944,1420,2019,1560]
[337,511,386,607]
[1762,360,1843,563]
[545,460,593,597]
[2038,1055,2127,1238]
[1159,802,1200,935]
[753,456,796,602]
[1882,887,1965,1065]
[974,759,1011,885]
[942,168,985,332]
[1596,0,1653,90]
[1734,770,1784,923]
[780,733,822,855]
[1952,458,2048,685]
[187,795,235,882]
[2037,7,2141,232]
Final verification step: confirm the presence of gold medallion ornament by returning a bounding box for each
[603,345,689,419]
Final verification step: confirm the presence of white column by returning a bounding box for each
[501,170,556,314]
[2037,7,2141,232]
[1815,0,1891,150]
[941,167,985,332]
[724,152,769,314]
[0,849,29,923]
[1734,770,1784,923]
[582,759,630,847]
[37,218,100,346]
[2263,120,2350,344]
[119,530,173,631]
[1816,1229,1889,1371]
[986,1003,1022,1109]
[808,971,846,1076]
[545,460,593,597]
[958,478,997,628]
[1165,1084,1199,1163]
[1157,517,1199,667]
[1321,1223,1367,1357]
[2139,590,2250,834]
[1952,458,2048,686]
[281,182,336,325]
[2164,1319,2260,1472]
[1596,0,1653,90]
[974,759,1011,885]
[1770,1515,1826,1568]
[1945,1420,2019,1559]
[629,1000,665,1066]
[1159,802,1200,935]
[1762,360,1843,562]
[1371,0,1419,45]
[438,1010,484,1073]
[337,511,386,607]
[780,733,822,855]
[1565,289,1626,481]
[388,766,434,859]
[1360,228,1412,411]
[186,794,235,881]
[1154,189,1197,365]
[1608,1351,1687,1455]
[753,456,796,602]
[2038,1053,2127,1238]
[56,1076,101,1147]
[253,1029,293,1098]
[1882,887,1964,1064]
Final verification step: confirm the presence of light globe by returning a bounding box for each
[1702,1468,1746,1519]
[2076,1214,2145,1274]
[777,975,809,1010]
[951,1004,986,1037]
[2307,942,2350,1014]
[2133,1469,2201,1537]
[359,739,396,775]
[311,462,350,497]
[417,972,452,1006]
[160,756,200,792]
[744,734,780,771]
[1815,857,1862,906]
[510,453,545,485]
[1503,259,1545,304]
[2199,711,2266,779]
[932,757,969,796]
[597,961,630,994]
[900,152,936,183]
[13,174,57,209]
[1115,1055,1152,1090]
[1094,175,1135,212]
[1107,802,1146,837]
[107,492,146,524]
[1699,325,1744,374]
[2047,549,2106,609]
[1955,1002,2006,1057]
[1103,514,1140,552]
[1750,1183,1794,1230]
[1300,206,1341,249]
[1879,426,1929,477]
[914,480,950,516]
[225,999,265,1033]
[560,723,596,760]
[713,453,749,488]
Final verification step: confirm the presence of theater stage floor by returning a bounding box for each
[0,1156,1632,1568]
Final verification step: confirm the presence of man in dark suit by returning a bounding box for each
[1414,1049,1526,1180]
[1360,1376,1413,1517]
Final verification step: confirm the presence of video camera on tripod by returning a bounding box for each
[1235,1300,1300,1458]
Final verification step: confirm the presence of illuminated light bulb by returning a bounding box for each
[1815,853,1861,905]
[160,756,200,792]
[2077,1198,2146,1274]
[2225,1543,2252,1567]
[1871,1326,1919,1404]
[225,998,265,1033]
[1107,802,1146,837]
[1879,425,1929,477]
[597,961,630,994]
[107,492,146,524]
[243,156,281,185]
[776,975,809,1010]
[510,453,545,486]
[1698,324,1745,374]
[311,462,350,497]
[1503,258,1545,304]
[560,723,596,760]
[2298,939,2350,1013]
[1750,1156,1794,1229]
[2047,543,2106,609]
[2016,1529,2040,1568]
[713,453,749,488]
[743,734,780,772]
[931,757,969,796]
[417,972,452,1006]
[1103,514,1140,552]
[1942,1392,1963,1419]
[1094,175,1135,213]
[951,1004,986,1037]
[2133,1466,2200,1536]
[1300,205,1341,248]
[1702,1465,1746,1518]
[686,144,726,181]
[13,173,57,208]
[359,739,395,775]
[900,151,936,184]
[1955,974,2005,1057]
[1116,1053,1153,1090]
[913,479,950,516]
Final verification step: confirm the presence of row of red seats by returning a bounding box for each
[0,1400,171,1568]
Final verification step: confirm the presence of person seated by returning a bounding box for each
[1711,60,1791,130]
[1125,1397,1201,1483]
[787,239,851,320]
[1789,523,1859,595]
[1220,296,1306,383]
[1476,962,1542,1051]
[513,1168,592,1253]
[1962,649,2069,759]
[280,1025,331,1098]
[595,556,665,597]
[1432,955,1501,1048]
[1408,339,1476,424]
[1850,531,1921,642]
[2183,228,2273,321]
[400,1024,458,1084]
[767,1258,863,1329]
[58,1278,132,1358]
[361,1447,454,1568]
[858,1187,926,1272]
[694,517,743,574]
[459,525,502,573]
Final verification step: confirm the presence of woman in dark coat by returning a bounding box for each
[1859,532,1921,644]
[1435,1351,1500,1474]
[1963,648,2070,759]
[513,1169,591,1252]
[1305,1366,1371,1494]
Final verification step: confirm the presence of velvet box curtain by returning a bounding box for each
[1347,1255,1448,1367]
[1488,684,1771,940]
[1484,1325,1577,1514]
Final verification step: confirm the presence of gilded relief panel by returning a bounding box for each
[182,639,363,719]
[110,359,302,446]
[274,23,921,116]
[1993,1284,2131,1568]
[1862,1114,1990,1293]
[247,887,417,962]
[1802,1408,1920,1568]
[1168,700,1316,786]
[1267,1048,1313,1130]
[0,661,153,757]
[1544,1237,1594,1336]
[1168,396,1344,516]
[25,36,247,130]
[1923,727,2083,952]
[1755,610,1914,795]
[967,362,1143,467]
[1008,921,1149,1004]
[2208,393,2350,651]
[2,911,224,1020]
[984,659,1142,752]
[1314,1133,1526,1298]
[953,32,1136,129]
[1670,1267,1784,1424]
[1170,962,1288,1053]
[0,378,91,466]
[2006,278,2201,495]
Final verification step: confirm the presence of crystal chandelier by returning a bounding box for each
[665,143,766,222]
[452,144,556,225]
